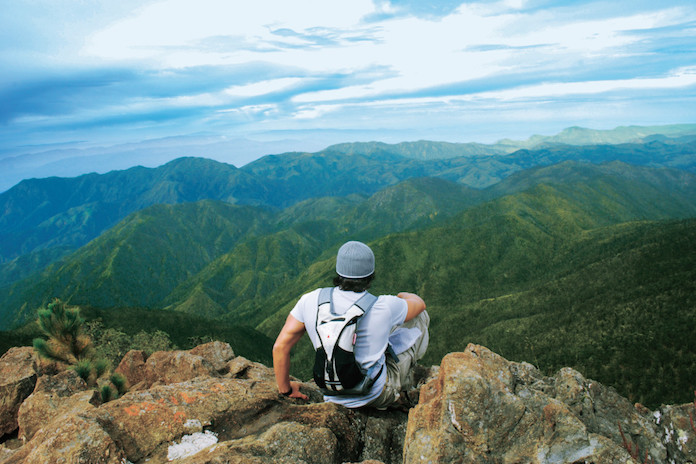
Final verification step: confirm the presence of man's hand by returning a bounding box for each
[398,292,426,322]
[284,380,309,400]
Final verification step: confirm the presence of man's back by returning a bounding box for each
[272,240,428,409]
[291,287,408,407]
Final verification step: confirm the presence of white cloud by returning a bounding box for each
[293,104,342,119]
[82,0,377,65]
[474,66,696,101]
[217,104,279,116]
[224,78,304,97]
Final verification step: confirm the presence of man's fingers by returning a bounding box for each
[288,381,308,400]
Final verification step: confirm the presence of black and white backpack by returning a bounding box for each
[312,287,383,396]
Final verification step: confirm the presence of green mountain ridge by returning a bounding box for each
[0,157,266,263]
[497,123,696,149]
[0,201,274,327]
[254,187,696,407]
[2,131,695,279]
[326,140,508,159]
[3,161,696,330]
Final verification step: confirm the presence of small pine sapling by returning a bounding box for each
[71,359,95,384]
[100,384,116,403]
[110,373,128,396]
[32,299,129,403]
[98,373,129,403]
[33,299,92,364]
[94,358,110,378]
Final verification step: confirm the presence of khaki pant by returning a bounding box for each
[368,310,430,409]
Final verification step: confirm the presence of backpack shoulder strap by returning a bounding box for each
[352,292,377,318]
[317,288,376,316]
[318,287,333,307]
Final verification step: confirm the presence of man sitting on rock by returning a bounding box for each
[273,240,429,409]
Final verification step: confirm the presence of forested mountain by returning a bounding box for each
[2,136,695,283]
[1,126,696,407]
[326,140,509,159]
[253,186,696,407]
[0,158,267,267]
[496,123,696,149]
[0,201,273,327]
[0,177,481,328]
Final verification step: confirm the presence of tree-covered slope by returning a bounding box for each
[3,137,695,280]
[3,162,696,331]
[255,185,696,408]
[426,218,696,407]
[159,177,481,324]
[0,157,267,263]
[0,200,273,328]
[485,161,696,218]
[239,150,428,207]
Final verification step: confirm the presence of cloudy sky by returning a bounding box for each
[1,0,695,189]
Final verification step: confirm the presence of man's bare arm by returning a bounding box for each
[272,314,309,400]
[398,292,426,322]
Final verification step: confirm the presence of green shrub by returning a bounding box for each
[110,373,128,396]
[32,300,128,403]
[33,299,92,364]
[100,384,116,403]
[70,359,95,383]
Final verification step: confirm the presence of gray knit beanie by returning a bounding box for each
[336,241,375,278]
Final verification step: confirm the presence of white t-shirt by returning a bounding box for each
[290,287,408,408]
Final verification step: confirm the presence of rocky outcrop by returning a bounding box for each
[1,341,695,464]
[0,348,37,437]
[0,342,408,464]
[17,369,99,441]
[115,342,236,391]
[189,341,235,372]
[404,345,688,463]
[658,401,696,462]
[114,349,148,388]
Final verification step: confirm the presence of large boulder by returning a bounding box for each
[141,349,217,387]
[17,369,99,441]
[553,366,666,462]
[189,341,235,372]
[403,345,663,463]
[0,348,37,437]
[114,348,218,390]
[226,356,276,382]
[6,410,125,464]
[115,342,236,390]
[114,349,147,389]
[94,376,283,462]
[657,400,696,462]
